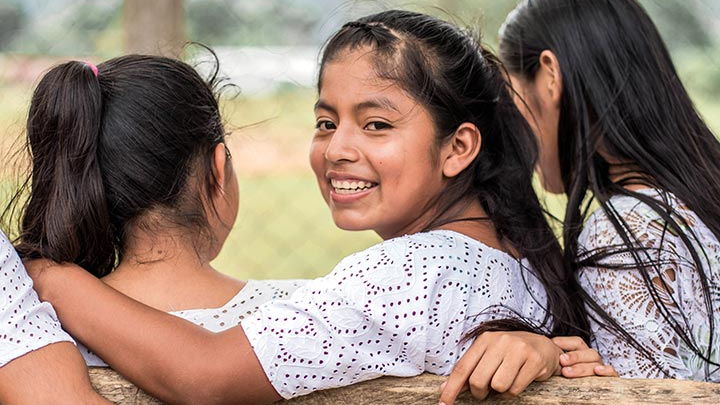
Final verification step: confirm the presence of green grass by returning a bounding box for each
[212,174,380,280]
[2,74,720,282]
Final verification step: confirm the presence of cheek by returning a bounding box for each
[308,140,326,177]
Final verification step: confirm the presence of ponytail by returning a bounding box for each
[14,61,115,277]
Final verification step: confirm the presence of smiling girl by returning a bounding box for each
[29,10,589,404]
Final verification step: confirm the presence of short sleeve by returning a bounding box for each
[242,231,550,398]
[0,230,74,367]
[578,193,720,380]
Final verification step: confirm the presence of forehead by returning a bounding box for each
[318,47,416,109]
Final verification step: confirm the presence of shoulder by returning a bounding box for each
[328,230,522,283]
[579,189,699,252]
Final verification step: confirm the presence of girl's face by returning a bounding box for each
[310,48,449,240]
[508,73,563,194]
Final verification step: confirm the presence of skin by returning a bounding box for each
[508,51,564,194]
[28,48,502,405]
[100,143,245,313]
[0,342,112,405]
[439,50,619,405]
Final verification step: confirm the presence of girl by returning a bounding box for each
[5,53,305,368]
[0,228,110,404]
[29,10,589,404]
[447,0,720,393]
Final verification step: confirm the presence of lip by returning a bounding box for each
[329,185,375,204]
[326,172,378,204]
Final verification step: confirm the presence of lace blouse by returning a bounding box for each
[242,230,550,399]
[0,229,73,367]
[578,189,720,380]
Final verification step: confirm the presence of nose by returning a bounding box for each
[324,124,359,163]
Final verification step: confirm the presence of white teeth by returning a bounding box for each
[330,179,376,193]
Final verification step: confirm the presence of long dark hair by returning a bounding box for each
[319,10,589,338]
[500,0,720,376]
[4,52,228,277]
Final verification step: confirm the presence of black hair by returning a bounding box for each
[5,51,228,277]
[319,10,589,338]
[500,0,720,376]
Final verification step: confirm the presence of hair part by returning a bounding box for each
[320,10,590,339]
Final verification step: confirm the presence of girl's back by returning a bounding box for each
[579,189,720,379]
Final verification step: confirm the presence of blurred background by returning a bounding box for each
[0,0,718,281]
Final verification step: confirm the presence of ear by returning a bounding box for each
[442,122,482,178]
[210,143,228,195]
[538,50,562,105]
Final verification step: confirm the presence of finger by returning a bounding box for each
[594,365,619,377]
[551,336,589,352]
[488,350,528,395]
[561,362,604,378]
[502,357,540,397]
[439,342,487,405]
[559,349,602,367]
[466,348,505,401]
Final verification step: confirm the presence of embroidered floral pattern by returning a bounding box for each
[578,189,720,380]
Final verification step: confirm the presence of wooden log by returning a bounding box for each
[89,367,720,405]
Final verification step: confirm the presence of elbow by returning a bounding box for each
[162,356,262,405]
[159,364,233,405]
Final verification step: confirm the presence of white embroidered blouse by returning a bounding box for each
[0,229,73,367]
[578,189,720,380]
[241,230,550,399]
[80,279,307,366]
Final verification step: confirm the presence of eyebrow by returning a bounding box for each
[314,97,402,115]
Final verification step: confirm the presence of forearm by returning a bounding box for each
[31,264,279,405]
[0,342,111,405]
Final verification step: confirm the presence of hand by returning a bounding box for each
[439,331,562,405]
[552,336,618,377]
[24,258,79,302]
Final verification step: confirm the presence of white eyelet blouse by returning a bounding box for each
[79,279,307,366]
[241,230,550,399]
[0,229,73,367]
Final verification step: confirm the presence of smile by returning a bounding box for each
[330,179,377,195]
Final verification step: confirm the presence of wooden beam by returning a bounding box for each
[88,368,720,404]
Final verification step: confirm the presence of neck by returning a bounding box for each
[102,226,242,313]
[124,226,210,265]
[434,199,514,256]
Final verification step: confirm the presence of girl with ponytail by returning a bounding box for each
[28,11,599,404]
[7,54,306,367]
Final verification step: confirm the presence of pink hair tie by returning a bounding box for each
[85,61,98,77]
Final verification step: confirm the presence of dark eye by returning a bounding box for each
[365,121,392,131]
[315,120,336,131]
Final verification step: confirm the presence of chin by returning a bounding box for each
[331,216,370,232]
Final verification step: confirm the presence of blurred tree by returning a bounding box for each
[640,0,714,51]
[186,0,330,46]
[124,0,185,57]
[0,3,24,51]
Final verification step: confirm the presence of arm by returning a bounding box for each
[28,261,281,405]
[0,342,112,405]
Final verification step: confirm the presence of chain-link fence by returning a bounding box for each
[1,0,718,281]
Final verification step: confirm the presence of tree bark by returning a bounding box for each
[123,0,185,58]
[88,368,720,404]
